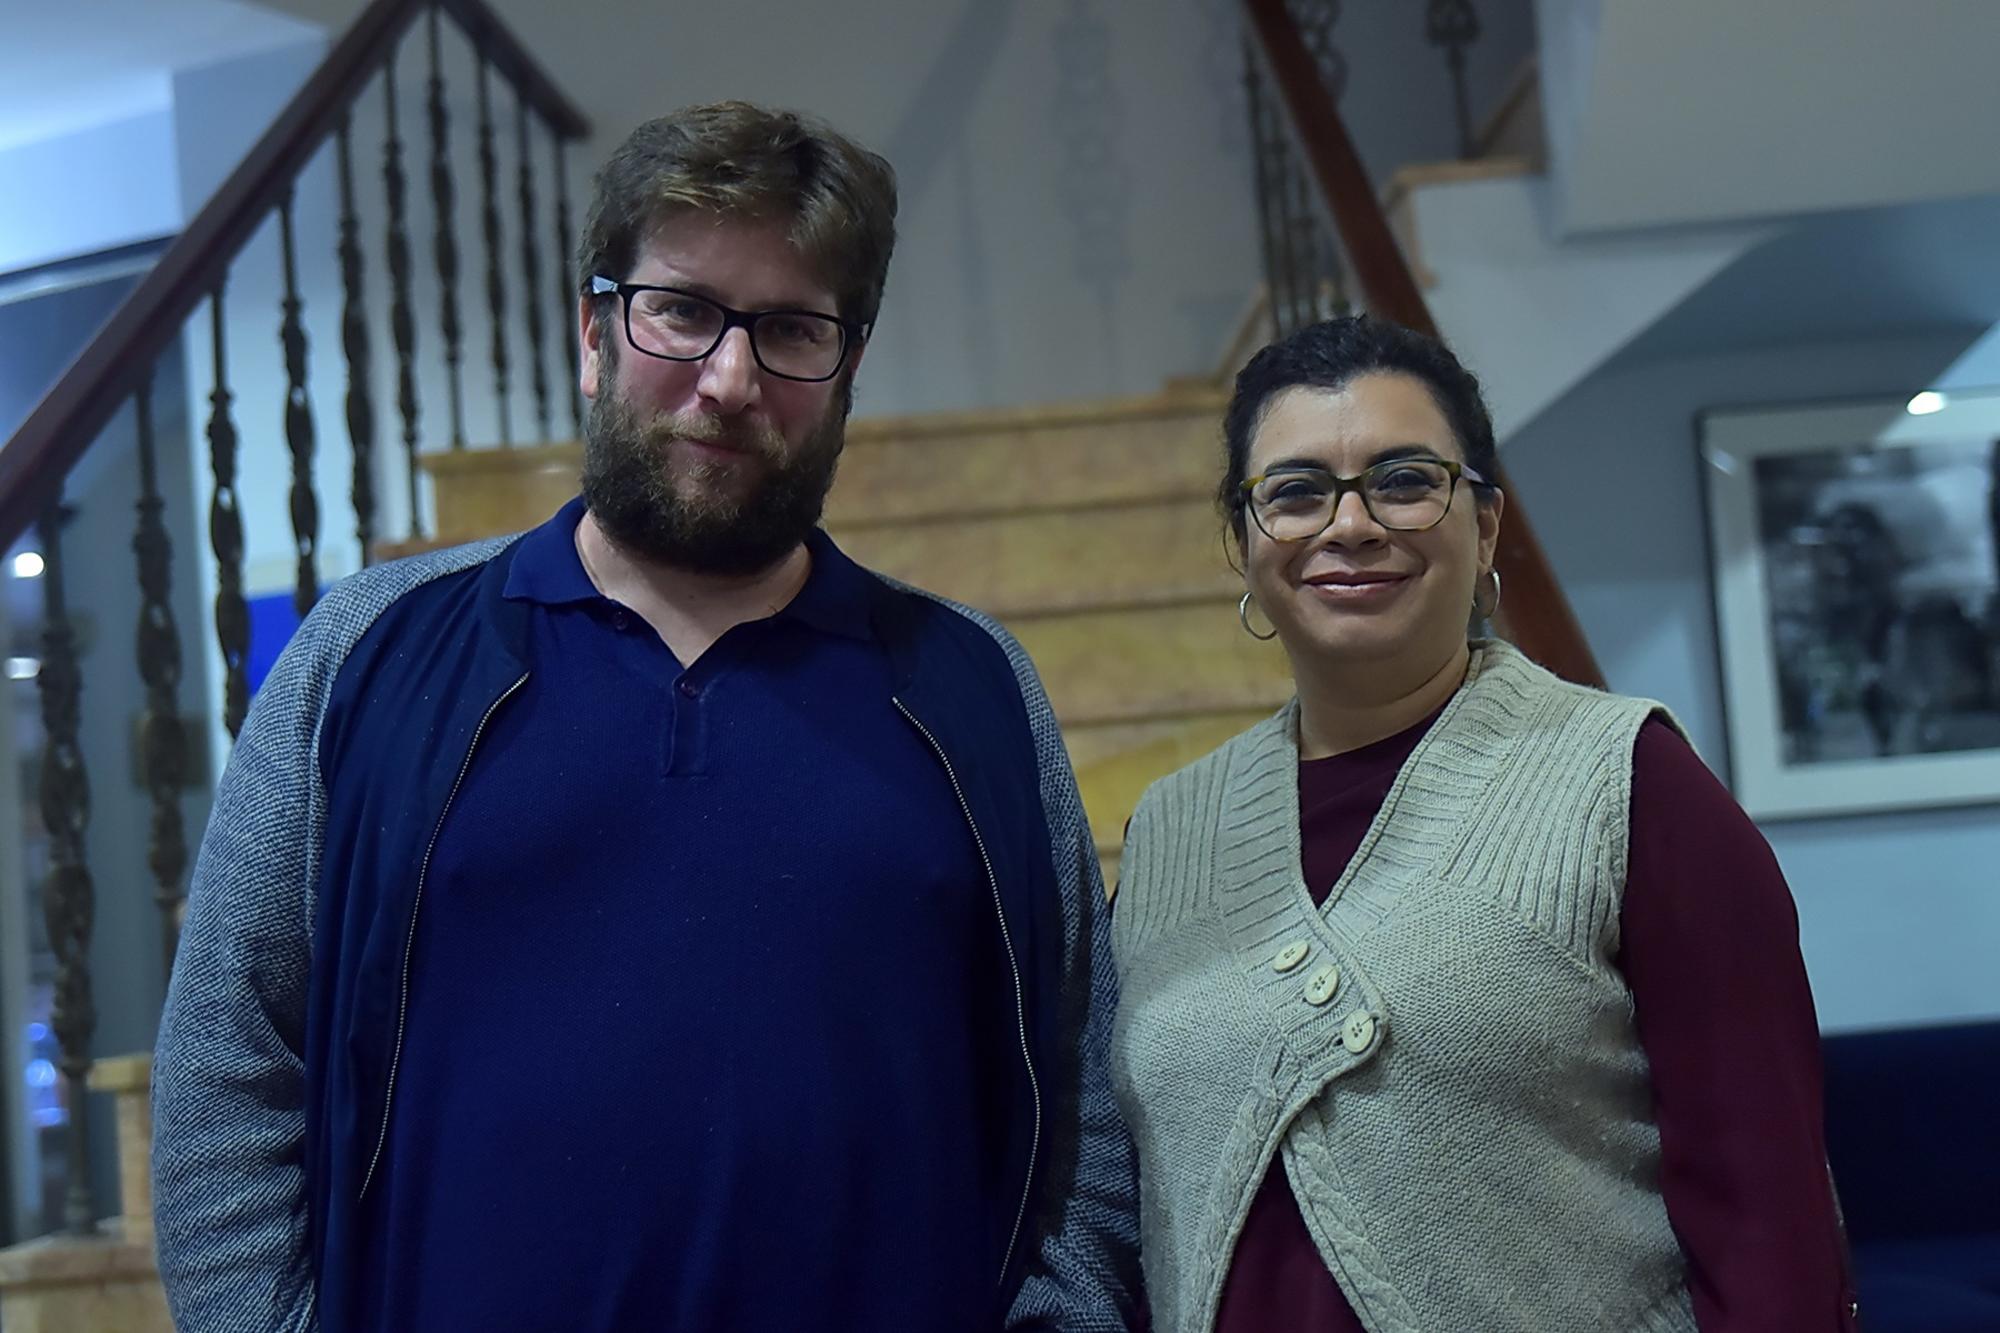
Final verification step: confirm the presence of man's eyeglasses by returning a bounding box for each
[1240,457,1492,541]
[589,276,865,383]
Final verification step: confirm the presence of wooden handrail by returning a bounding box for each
[1239,0,1606,689]
[0,0,589,555]
[1241,0,1432,335]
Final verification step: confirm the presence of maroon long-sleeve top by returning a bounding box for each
[1211,713,1859,1331]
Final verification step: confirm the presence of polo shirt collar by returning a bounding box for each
[504,495,875,644]
[784,527,876,643]
[502,495,599,607]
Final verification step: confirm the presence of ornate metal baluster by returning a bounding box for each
[1244,28,1348,335]
[1288,0,1349,105]
[555,137,581,435]
[1426,0,1481,158]
[1242,48,1292,336]
[1289,1,1350,321]
[1287,150,1332,325]
[1284,156,1315,332]
[383,58,425,537]
[132,370,189,976]
[429,6,467,448]
[278,190,320,618]
[1246,47,1306,336]
[208,285,251,738]
[1314,219,1350,321]
[337,116,378,565]
[517,96,551,441]
[34,500,97,1233]
[476,49,512,444]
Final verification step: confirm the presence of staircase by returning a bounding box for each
[413,384,1292,888]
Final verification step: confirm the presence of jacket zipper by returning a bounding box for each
[357,669,530,1203]
[892,697,1042,1288]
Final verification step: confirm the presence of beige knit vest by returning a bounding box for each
[1108,642,1698,1333]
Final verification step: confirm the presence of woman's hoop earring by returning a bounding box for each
[1239,591,1278,641]
[1474,568,1503,621]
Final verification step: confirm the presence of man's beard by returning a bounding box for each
[579,383,847,576]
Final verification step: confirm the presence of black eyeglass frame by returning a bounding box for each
[588,275,869,384]
[1238,458,1496,540]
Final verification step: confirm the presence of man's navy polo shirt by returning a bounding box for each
[354,497,1013,1331]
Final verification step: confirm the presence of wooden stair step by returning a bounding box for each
[834,497,1236,618]
[419,387,1230,543]
[422,443,576,545]
[1062,706,1276,769]
[1071,708,1271,850]
[387,498,1251,628]
[1003,598,1291,725]
[826,391,1226,523]
[422,444,580,548]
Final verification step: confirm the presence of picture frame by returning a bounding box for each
[1700,390,2000,820]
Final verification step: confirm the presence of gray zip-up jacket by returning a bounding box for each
[151,531,1143,1331]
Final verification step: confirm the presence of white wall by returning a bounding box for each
[1503,326,2000,1032]
[1551,0,2000,234]
[253,0,1537,420]
[1335,0,1538,185]
[1409,172,1772,438]
[619,0,1274,416]
[0,109,181,275]
[1529,0,1598,215]
[140,0,1544,655]
[151,0,1529,614]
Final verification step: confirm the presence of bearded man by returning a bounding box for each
[153,102,1140,1333]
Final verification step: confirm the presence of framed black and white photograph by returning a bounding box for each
[1701,390,2000,820]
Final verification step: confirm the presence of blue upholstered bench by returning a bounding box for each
[1823,1020,2000,1332]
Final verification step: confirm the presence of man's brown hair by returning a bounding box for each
[578,101,899,332]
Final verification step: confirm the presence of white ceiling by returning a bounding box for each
[0,0,322,152]
[1614,193,2000,363]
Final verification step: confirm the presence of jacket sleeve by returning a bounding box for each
[152,615,331,1333]
[992,634,1145,1331]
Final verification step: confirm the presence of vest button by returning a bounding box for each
[1304,965,1341,1006]
[1341,1011,1376,1054]
[1272,940,1311,973]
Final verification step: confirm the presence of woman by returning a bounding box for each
[1108,316,1858,1332]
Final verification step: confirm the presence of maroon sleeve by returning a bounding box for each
[1619,719,1859,1330]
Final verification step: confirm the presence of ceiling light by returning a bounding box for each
[1906,391,1947,416]
[5,657,40,681]
[9,551,44,579]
